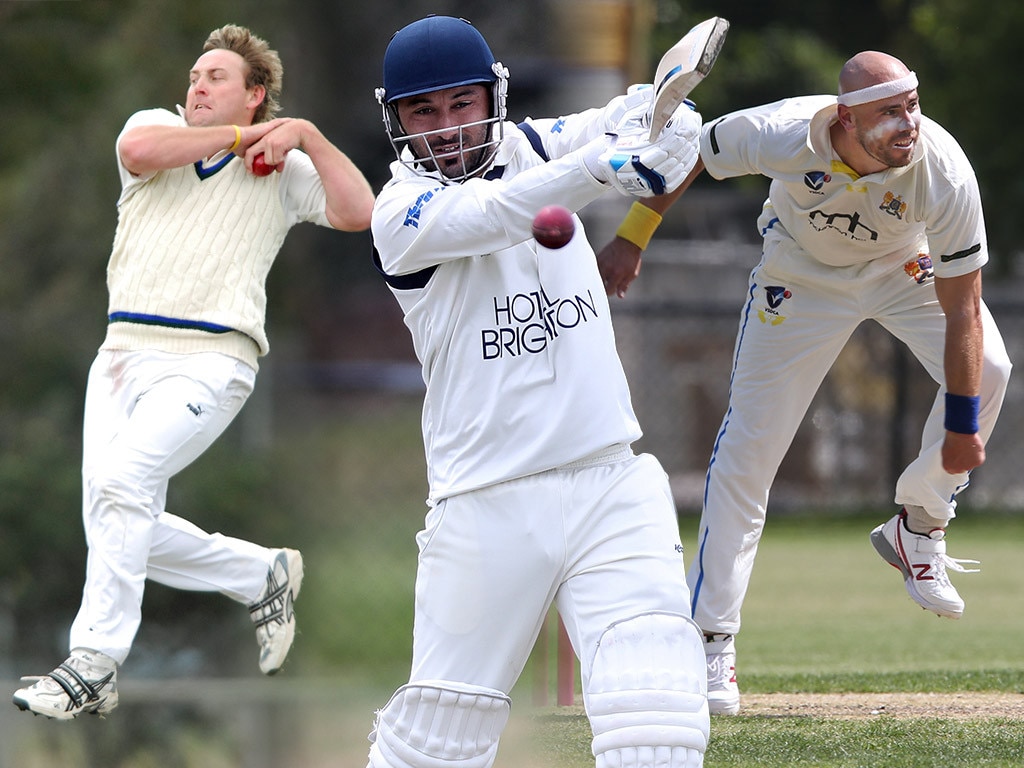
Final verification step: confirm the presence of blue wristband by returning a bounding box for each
[944,393,980,434]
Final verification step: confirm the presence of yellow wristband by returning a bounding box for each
[228,124,242,152]
[615,201,663,250]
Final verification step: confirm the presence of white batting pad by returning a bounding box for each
[367,680,511,768]
[585,612,709,767]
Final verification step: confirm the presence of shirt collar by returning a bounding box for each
[807,100,839,159]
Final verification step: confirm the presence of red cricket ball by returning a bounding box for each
[251,153,275,177]
[531,205,575,249]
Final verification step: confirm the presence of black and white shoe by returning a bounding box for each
[13,648,118,720]
[249,548,304,674]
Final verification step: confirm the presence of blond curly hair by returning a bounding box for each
[203,24,283,124]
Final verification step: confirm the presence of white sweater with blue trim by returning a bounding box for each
[102,108,330,369]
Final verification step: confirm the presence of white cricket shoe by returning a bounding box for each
[870,510,979,619]
[705,634,740,715]
[249,548,304,675]
[13,648,118,720]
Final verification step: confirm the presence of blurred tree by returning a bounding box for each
[900,0,1024,275]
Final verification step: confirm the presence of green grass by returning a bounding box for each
[518,710,1024,767]
[705,717,1024,767]
[731,514,1024,677]
[741,668,1024,693]
[509,513,1024,767]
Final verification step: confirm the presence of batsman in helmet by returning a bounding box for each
[365,15,708,768]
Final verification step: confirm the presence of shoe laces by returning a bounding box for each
[939,553,981,575]
[706,652,736,684]
[903,520,980,578]
[923,551,980,593]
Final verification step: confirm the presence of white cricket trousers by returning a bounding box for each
[687,238,1011,636]
[69,348,274,664]
[407,447,692,693]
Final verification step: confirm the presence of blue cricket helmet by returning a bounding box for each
[382,15,499,104]
[375,15,510,183]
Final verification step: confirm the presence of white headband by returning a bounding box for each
[837,72,918,106]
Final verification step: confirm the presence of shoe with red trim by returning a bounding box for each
[870,509,979,619]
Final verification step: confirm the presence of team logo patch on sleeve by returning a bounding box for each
[803,171,831,192]
[403,188,441,228]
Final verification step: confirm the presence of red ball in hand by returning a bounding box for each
[251,153,275,177]
[531,205,575,249]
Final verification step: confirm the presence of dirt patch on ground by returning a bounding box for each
[740,691,1024,719]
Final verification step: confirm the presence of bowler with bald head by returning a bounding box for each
[599,49,1012,716]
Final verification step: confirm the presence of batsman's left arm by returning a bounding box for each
[597,157,704,298]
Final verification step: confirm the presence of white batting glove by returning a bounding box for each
[603,84,654,136]
[590,105,701,197]
[657,99,701,142]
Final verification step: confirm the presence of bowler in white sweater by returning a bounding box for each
[13,23,374,720]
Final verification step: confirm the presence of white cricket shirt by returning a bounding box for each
[372,108,644,502]
[699,95,988,278]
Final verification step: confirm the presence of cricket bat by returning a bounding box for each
[647,16,729,141]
